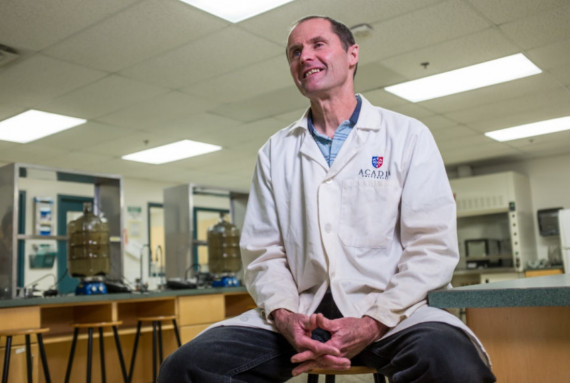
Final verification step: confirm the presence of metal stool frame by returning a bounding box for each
[128,315,181,383]
[64,321,128,383]
[0,328,51,383]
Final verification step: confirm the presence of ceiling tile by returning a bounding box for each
[358,0,491,64]
[120,27,283,88]
[97,91,215,129]
[0,54,106,108]
[419,72,561,116]
[380,28,519,80]
[446,86,570,129]
[181,55,292,104]
[468,0,570,24]
[210,86,306,122]
[500,3,570,49]
[43,0,228,72]
[38,74,168,119]
[0,0,140,50]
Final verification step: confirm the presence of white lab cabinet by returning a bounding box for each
[450,172,537,281]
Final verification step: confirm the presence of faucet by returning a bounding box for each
[154,245,165,289]
[137,244,151,292]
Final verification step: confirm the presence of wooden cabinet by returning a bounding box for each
[0,290,254,383]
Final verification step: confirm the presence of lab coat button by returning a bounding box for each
[325,179,332,184]
[324,223,332,233]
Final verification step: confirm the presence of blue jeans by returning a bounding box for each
[158,323,495,383]
[158,294,495,382]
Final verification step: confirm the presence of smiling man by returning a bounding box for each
[158,16,496,383]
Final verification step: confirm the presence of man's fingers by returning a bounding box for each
[296,337,340,357]
[291,355,351,376]
[315,313,335,332]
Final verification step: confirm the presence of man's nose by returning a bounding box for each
[299,48,314,63]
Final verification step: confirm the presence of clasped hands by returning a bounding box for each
[272,308,387,376]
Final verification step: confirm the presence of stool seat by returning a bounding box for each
[1,327,51,383]
[135,315,176,322]
[309,366,379,375]
[64,321,127,383]
[307,365,384,383]
[71,321,123,329]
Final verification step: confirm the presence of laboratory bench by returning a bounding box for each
[0,287,254,383]
[429,274,570,383]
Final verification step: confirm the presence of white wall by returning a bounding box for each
[456,152,570,262]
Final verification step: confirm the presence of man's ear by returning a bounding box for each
[348,44,359,68]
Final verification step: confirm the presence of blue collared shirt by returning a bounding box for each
[308,95,362,167]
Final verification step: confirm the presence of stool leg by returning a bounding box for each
[25,334,32,383]
[172,319,181,347]
[325,375,335,383]
[99,327,106,383]
[2,335,12,383]
[37,333,52,383]
[87,327,93,383]
[64,328,79,383]
[112,326,128,383]
[152,321,158,383]
[158,321,164,363]
[127,321,142,383]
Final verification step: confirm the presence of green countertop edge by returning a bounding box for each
[0,286,248,309]
[428,274,570,309]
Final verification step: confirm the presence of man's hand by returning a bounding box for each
[290,314,388,376]
[272,309,341,357]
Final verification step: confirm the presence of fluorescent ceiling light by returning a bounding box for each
[178,0,294,23]
[122,139,222,164]
[0,110,86,143]
[385,53,542,102]
[485,116,570,142]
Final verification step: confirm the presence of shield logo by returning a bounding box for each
[372,156,383,169]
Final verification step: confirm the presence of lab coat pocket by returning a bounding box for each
[339,179,401,248]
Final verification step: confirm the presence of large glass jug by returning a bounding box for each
[207,213,241,275]
[67,202,110,277]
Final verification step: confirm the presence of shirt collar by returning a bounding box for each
[308,95,362,135]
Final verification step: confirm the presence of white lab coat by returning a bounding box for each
[213,95,488,364]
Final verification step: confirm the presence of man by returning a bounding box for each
[159,16,495,382]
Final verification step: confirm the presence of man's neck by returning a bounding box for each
[309,93,357,138]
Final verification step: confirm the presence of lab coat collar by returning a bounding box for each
[286,95,381,174]
[286,94,381,135]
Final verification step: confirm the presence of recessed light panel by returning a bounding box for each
[385,54,542,102]
[0,110,86,143]
[485,116,570,142]
[178,0,294,23]
[122,140,222,164]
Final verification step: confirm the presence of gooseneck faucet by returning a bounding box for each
[154,245,165,289]
[137,244,151,292]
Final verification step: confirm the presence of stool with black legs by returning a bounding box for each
[307,366,385,383]
[128,315,181,383]
[0,327,51,383]
[64,320,128,383]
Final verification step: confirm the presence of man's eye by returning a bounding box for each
[291,49,301,58]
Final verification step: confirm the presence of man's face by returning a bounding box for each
[286,18,358,99]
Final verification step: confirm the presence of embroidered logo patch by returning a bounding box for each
[371,156,383,169]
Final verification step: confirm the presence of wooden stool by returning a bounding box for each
[128,315,181,383]
[307,366,385,383]
[0,328,51,383]
[64,321,128,383]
